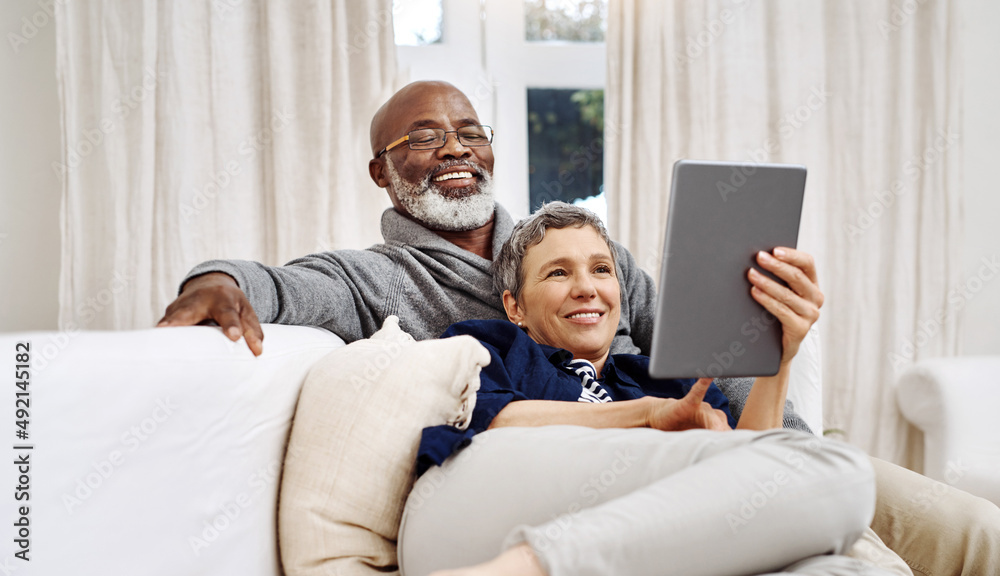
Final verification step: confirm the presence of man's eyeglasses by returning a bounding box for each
[375,125,494,158]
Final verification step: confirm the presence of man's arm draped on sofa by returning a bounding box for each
[157,80,658,361]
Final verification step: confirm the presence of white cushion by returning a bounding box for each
[0,324,343,575]
[787,326,823,435]
[278,316,490,575]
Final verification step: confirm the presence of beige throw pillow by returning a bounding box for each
[278,316,489,575]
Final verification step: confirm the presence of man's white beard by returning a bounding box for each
[385,157,495,232]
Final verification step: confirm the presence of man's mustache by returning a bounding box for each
[427,160,485,181]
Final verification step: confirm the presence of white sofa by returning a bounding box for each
[1,325,344,575]
[0,323,823,575]
[896,356,1000,506]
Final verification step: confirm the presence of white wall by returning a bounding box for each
[960,0,1000,355]
[0,0,61,331]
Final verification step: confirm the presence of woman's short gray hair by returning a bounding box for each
[493,201,616,300]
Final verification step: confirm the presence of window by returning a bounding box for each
[393,0,443,46]
[394,0,607,220]
[525,0,607,42]
[527,88,604,212]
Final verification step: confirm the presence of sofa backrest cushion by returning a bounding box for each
[0,324,344,576]
[787,325,823,435]
[278,316,490,575]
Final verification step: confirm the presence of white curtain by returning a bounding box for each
[606,0,962,465]
[55,0,398,330]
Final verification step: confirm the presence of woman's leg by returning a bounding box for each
[398,426,876,576]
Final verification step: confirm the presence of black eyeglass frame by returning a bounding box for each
[375,125,495,159]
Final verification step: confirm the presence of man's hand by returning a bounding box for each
[748,247,824,365]
[156,272,264,356]
[646,378,731,432]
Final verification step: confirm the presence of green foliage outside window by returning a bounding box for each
[527,88,604,211]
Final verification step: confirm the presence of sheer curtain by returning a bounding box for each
[54,0,398,330]
[606,1,962,465]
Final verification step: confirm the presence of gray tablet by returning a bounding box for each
[648,160,807,379]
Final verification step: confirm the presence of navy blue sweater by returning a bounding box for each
[418,320,736,473]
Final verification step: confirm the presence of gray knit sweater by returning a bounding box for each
[182,204,809,432]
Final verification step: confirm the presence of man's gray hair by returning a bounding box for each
[493,201,616,300]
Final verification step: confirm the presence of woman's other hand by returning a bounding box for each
[748,247,824,365]
[646,378,731,432]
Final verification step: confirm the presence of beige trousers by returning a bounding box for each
[868,457,1000,576]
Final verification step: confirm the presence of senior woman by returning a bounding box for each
[398,203,886,576]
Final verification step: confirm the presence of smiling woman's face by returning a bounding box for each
[502,225,621,366]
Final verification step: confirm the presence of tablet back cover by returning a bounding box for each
[648,160,806,379]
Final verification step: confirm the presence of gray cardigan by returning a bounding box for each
[182,203,809,432]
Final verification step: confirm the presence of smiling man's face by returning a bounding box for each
[370,82,496,232]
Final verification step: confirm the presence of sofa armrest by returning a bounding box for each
[1,324,343,575]
[896,356,1000,506]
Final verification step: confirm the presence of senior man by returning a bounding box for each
[158,80,658,361]
[158,81,998,576]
